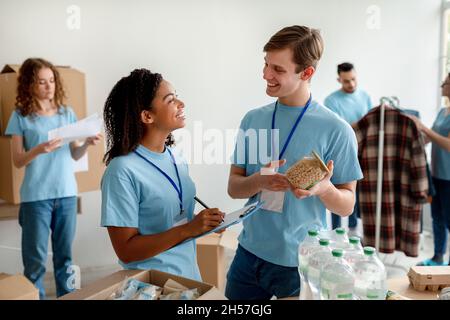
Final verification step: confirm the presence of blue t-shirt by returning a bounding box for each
[431,108,450,181]
[232,100,363,267]
[101,144,201,281]
[5,107,78,202]
[324,89,372,124]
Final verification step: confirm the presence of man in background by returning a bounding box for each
[324,62,372,236]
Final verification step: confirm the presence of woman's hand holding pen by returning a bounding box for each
[185,208,225,237]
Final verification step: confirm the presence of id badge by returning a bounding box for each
[259,164,285,213]
[260,190,285,213]
[173,211,188,227]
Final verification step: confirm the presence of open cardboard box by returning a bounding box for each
[59,269,227,300]
[0,273,39,300]
[196,230,238,292]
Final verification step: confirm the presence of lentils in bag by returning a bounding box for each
[286,151,330,190]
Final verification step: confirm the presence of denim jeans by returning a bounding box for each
[431,178,450,257]
[19,197,77,299]
[225,245,300,300]
[331,190,359,229]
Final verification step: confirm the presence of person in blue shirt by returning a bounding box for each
[101,68,224,281]
[5,58,102,299]
[324,62,372,235]
[409,74,450,267]
[226,26,363,300]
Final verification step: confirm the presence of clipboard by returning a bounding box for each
[177,201,264,246]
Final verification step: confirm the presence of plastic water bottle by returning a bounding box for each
[331,227,349,249]
[343,236,364,267]
[298,229,320,281]
[307,238,332,299]
[320,248,355,300]
[353,247,387,300]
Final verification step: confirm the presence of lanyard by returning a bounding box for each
[271,95,312,160]
[134,148,184,215]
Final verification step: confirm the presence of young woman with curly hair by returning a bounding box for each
[101,68,224,280]
[5,58,102,299]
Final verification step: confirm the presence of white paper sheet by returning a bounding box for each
[48,113,102,144]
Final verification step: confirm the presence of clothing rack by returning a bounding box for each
[375,97,400,251]
[368,97,410,272]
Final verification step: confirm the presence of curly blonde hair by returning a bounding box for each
[15,58,66,116]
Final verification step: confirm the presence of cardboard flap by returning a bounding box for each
[0,64,79,74]
[1,64,20,74]
[0,274,39,300]
[196,233,221,246]
[196,287,227,300]
[0,272,10,281]
[196,230,239,250]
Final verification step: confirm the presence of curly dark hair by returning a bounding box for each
[16,58,66,116]
[103,68,175,165]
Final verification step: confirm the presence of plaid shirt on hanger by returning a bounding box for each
[354,105,429,257]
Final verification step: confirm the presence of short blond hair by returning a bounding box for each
[264,25,324,73]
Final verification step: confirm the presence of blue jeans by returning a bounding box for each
[431,178,450,257]
[19,197,77,299]
[225,245,300,300]
[331,190,359,229]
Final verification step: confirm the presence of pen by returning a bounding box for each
[194,196,224,223]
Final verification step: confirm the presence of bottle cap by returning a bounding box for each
[332,248,344,257]
[349,236,360,244]
[364,246,376,256]
[308,230,318,237]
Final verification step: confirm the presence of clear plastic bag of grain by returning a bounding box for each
[286,151,330,190]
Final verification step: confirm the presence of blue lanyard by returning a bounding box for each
[134,148,184,215]
[271,95,312,160]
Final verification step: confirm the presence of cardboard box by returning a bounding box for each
[0,135,105,205]
[0,273,39,300]
[59,269,227,300]
[407,266,450,291]
[196,230,238,292]
[0,64,87,134]
[0,136,23,204]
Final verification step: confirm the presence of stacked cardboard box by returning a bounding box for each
[0,64,105,206]
[196,230,238,292]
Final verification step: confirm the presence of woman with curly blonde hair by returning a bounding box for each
[5,58,101,299]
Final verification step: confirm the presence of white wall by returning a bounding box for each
[0,0,442,273]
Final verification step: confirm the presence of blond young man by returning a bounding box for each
[226,26,363,299]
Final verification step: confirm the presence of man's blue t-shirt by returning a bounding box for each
[232,100,363,267]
